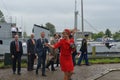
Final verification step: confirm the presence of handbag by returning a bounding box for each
[70,43,76,49]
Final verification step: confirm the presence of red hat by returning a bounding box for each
[63,29,71,36]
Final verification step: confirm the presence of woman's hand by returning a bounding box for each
[11,55,14,59]
[71,28,77,34]
[45,43,54,48]
[45,43,49,47]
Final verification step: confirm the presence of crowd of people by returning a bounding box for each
[10,28,90,80]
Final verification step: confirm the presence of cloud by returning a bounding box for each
[1,0,120,35]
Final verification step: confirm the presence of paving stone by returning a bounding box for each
[0,64,120,80]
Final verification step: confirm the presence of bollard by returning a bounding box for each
[4,53,12,66]
[92,46,96,57]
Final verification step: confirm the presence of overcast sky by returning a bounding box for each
[0,0,120,35]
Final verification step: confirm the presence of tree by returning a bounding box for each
[97,31,104,38]
[113,31,120,40]
[23,31,27,38]
[0,10,6,22]
[105,29,112,37]
[92,31,105,40]
[45,22,56,36]
[92,33,98,40]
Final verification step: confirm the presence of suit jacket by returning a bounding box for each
[80,38,87,53]
[36,38,49,57]
[10,40,23,56]
[27,39,36,54]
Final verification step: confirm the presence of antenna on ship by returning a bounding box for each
[21,16,23,39]
[21,16,25,40]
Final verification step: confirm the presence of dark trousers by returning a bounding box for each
[56,54,59,67]
[12,53,21,73]
[77,52,89,65]
[36,55,46,75]
[72,51,77,66]
[27,54,35,71]
[46,59,55,71]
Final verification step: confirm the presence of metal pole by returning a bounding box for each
[74,0,77,29]
[81,0,84,37]
[74,0,78,43]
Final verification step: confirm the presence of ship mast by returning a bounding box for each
[81,0,84,36]
[74,0,78,43]
[74,0,78,30]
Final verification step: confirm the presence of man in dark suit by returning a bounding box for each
[36,32,49,76]
[27,33,36,71]
[77,34,90,66]
[10,35,23,75]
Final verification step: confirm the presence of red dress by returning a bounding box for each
[54,38,74,72]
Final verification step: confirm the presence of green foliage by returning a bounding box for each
[113,31,120,40]
[89,58,120,64]
[23,31,27,38]
[91,29,118,40]
[0,60,27,68]
[105,29,112,37]
[1,58,120,68]
[45,22,56,36]
[0,62,4,68]
[76,58,120,64]
[92,31,105,40]
[92,33,97,40]
[0,10,4,18]
[0,10,6,22]
[97,31,105,38]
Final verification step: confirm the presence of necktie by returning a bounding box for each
[16,41,19,52]
[42,38,45,48]
[32,39,35,45]
[42,38,44,44]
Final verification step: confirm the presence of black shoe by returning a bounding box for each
[36,70,38,75]
[13,72,16,74]
[18,72,21,75]
[42,74,47,77]
[46,67,50,71]
[69,78,72,80]
[77,64,81,66]
[72,72,75,74]
[28,69,32,71]
[86,64,90,66]
[52,69,57,71]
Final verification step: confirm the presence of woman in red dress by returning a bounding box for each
[46,29,75,80]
